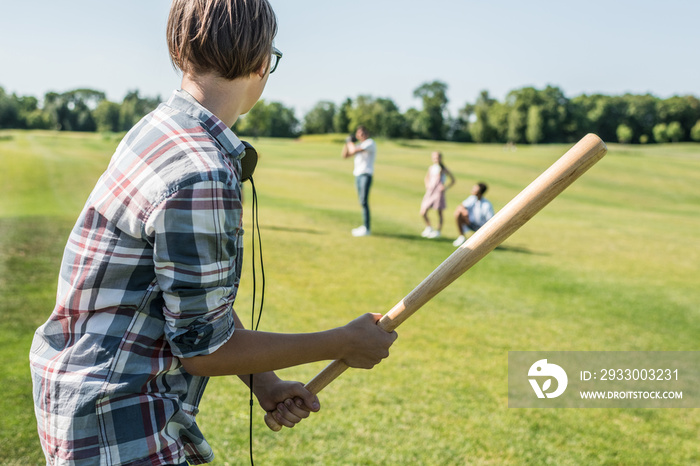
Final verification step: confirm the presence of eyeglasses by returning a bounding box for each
[269,46,283,74]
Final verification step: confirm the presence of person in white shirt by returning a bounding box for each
[452,182,494,247]
[342,125,376,236]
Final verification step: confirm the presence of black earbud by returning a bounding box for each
[240,140,258,182]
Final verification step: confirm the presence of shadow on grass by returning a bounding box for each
[393,139,428,149]
[494,244,539,254]
[262,225,324,235]
[373,233,538,254]
[259,226,541,255]
[371,232,433,242]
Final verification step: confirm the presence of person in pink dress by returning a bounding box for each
[420,151,455,238]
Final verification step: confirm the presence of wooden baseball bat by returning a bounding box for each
[265,133,607,431]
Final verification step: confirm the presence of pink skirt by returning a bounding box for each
[421,186,445,210]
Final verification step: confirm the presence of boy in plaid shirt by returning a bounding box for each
[29,1,397,464]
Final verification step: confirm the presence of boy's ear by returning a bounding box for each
[255,63,267,79]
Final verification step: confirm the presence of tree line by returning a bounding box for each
[290,82,700,144]
[0,87,160,133]
[2,82,700,144]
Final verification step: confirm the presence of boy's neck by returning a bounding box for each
[181,70,266,128]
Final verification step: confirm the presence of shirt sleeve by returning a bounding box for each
[358,139,374,153]
[485,201,495,220]
[462,195,476,209]
[146,179,243,359]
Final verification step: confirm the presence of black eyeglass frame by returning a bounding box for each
[270,46,283,74]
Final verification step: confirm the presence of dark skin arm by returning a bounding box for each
[180,311,395,376]
[180,310,397,428]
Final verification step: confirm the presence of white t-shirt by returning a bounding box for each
[353,138,377,176]
[462,195,494,227]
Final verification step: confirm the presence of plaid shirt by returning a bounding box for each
[30,90,246,465]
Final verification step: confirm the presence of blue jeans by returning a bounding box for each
[355,174,372,230]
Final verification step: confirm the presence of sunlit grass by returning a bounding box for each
[1,130,698,464]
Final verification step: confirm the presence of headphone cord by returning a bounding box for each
[248,177,265,466]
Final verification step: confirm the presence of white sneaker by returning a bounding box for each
[421,226,433,237]
[427,229,441,239]
[452,235,466,247]
[351,226,370,237]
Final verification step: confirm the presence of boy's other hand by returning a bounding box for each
[256,378,320,430]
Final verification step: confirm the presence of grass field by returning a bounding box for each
[1,130,698,465]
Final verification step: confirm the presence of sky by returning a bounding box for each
[2,0,699,117]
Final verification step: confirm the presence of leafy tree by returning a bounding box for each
[14,95,43,128]
[235,101,268,137]
[526,106,544,144]
[652,123,668,143]
[403,107,428,139]
[446,104,473,142]
[570,94,626,143]
[0,91,52,129]
[374,98,407,138]
[346,95,405,138]
[623,93,657,143]
[469,90,497,143]
[94,100,122,132]
[333,98,352,134]
[691,120,700,142]
[469,108,489,143]
[666,121,683,142]
[657,95,700,139]
[346,95,376,135]
[0,87,20,128]
[507,106,527,143]
[23,109,53,129]
[235,99,300,138]
[267,102,300,137]
[616,124,634,144]
[413,80,448,140]
[503,86,572,143]
[488,100,511,143]
[43,89,106,131]
[303,101,336,134]
[505,87,537,143]
[565,97,589,141]
[119,90,160,131]
[540,86,581,142]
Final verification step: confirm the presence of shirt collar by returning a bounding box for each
[167,89,246,160]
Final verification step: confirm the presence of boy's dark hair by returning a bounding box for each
[167,0,278,80]
[477,182,488,196]
[357,125,369,136]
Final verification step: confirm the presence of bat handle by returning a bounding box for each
[264,316,396,431]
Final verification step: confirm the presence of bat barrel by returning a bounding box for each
[265,133,607,431]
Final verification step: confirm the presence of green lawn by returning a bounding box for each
[1,130,698,465]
